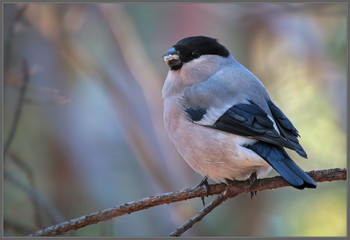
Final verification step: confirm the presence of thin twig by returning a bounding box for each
[8,152,43,229]
[169,189,233,237]
[4,4,28,72]
[4,60,30,158]
[28,168,346,237]
[4,171,65,224]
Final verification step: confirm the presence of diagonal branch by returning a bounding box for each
[28,168,347,237]
[169,189,233,237]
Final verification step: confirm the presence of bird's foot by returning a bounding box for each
[249,172,258,199]
[250,191,257,199]
[195,176,209,206]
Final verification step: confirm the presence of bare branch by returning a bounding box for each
[4,4,28,72]
[169,167,347,236]
[28,168,346,237]
[169,189,233,237]
[4,60,30,158]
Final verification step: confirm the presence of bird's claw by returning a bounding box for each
[195,176,209,206]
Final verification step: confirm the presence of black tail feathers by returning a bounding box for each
[245,142,317,189]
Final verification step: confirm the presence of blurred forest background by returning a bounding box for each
[3,3,347,237]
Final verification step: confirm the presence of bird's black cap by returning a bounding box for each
[163,36,230,70]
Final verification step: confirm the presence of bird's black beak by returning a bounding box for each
[162,47,182,69]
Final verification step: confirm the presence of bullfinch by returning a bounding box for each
[162,36,316,190]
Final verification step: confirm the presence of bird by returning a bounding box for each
[161,36,317,190]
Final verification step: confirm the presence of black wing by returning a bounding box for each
[209,99,307,158]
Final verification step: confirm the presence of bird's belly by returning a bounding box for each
[165,115,271,182]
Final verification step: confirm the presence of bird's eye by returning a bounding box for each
[191,51,200,58]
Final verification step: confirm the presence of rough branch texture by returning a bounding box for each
[29,168,347,237]
[169,189,233,236]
